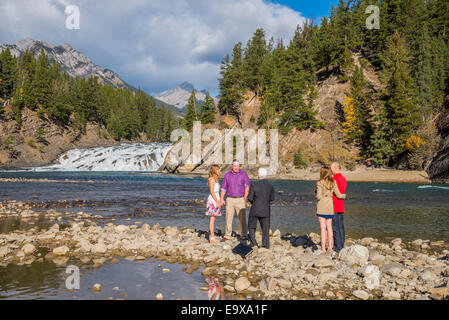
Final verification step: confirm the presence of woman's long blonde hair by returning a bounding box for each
[319,167,334,190]
[208,165,220,182]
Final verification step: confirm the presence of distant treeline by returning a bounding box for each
[218,0,449,168]
[0,49,179,142]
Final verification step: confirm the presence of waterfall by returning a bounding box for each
[32,143,172,171]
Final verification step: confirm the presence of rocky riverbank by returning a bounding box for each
[1,201,448,300]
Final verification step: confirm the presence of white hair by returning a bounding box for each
[258,167,267,179]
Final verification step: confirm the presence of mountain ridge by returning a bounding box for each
[155,81,219,110]
[0,38,183,117]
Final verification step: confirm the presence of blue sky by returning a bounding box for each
[272,0,340,20]
[0,0,339,97]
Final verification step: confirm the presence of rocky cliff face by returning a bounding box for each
[428,97,449,183]
[0,38,133,90]
[0,104,149,169]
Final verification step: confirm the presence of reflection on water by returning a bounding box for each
[205,277,225,300]
[0,257,209,300]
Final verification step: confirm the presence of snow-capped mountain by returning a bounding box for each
[0,38,133,90]
[155,81,218,110]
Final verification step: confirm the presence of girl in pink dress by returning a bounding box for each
[206,165,222,244]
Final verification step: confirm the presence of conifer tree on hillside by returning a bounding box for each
[200,91,216,124]
[243,28,268,95]
[373,31,420,162]
[218,43,245,117]
[184,89,198,131]
[33,49,52,110]
[0,48,16,98]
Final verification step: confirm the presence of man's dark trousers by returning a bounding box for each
[333,212,345,252]
[248,215,270,249]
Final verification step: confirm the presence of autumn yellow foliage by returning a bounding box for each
[342,95,363,140]
[406,135,426,152]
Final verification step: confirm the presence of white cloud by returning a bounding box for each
[0,0,306,96]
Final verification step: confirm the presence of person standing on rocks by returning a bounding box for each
[316,167,346,255]
[247,167,275,249]
[219,159,250,242]
[206,165,222,244]
[331,162,347,253]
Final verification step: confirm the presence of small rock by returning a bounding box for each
[234,277,251,292]
[361,265,381,290]
[224,285,235,293]
[156,293,163,300]
[164,226,178,236]
[162,268,170,273]
[53,246,70,256]
[420,271,438,282]
[398,269,412,279]
[383,290,401,299]
[353,290,369,300]
[115,225,129,233]
[22,244,36,256]
[92,283,103,292]
[313,255,334,267]
[382,263,403,277]
[360,237,375,246]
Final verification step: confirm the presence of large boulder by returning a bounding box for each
[339,245,369,265]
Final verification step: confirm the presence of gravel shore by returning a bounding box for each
[1,201,448,300]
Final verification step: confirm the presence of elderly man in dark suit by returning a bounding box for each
[247,167,275,249]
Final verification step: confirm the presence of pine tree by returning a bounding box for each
[0,48,16,98]
[33,49,52,109]
[184,89,198,131]
[313,17,335,73]
[218,46,244,116]
[243,28,268,95]
[200,91,216,124]
[378,31,420,158]
[328,0,355,73]
[278,22,321,131]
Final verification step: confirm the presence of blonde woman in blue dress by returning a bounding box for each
[206,165,222,244]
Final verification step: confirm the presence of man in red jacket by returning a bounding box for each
[331,162,347,253]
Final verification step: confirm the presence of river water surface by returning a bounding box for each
[0,171,448,299]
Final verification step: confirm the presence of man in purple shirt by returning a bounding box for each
[219,159,250,242]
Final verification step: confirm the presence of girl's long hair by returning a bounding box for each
[319,167,334,190]
[208,165,220,182]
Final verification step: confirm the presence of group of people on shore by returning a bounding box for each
[205,160,347,255]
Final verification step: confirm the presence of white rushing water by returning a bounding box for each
[32,143,172,172]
